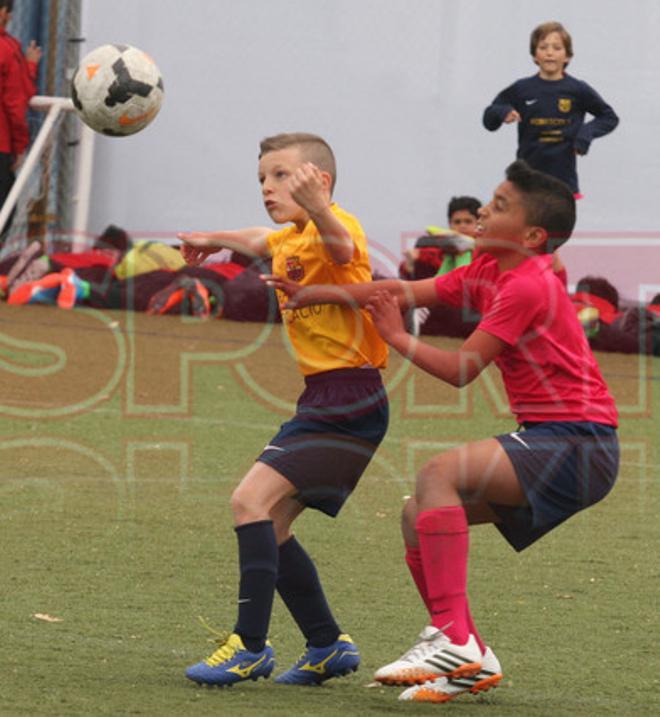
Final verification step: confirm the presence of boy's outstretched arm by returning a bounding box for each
[367,290,505,387]
[261,274,438,311]
[177,227,272,266]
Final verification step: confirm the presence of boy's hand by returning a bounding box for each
[288,162,329,215]
[177,232,219,266]
[12,153,25,172]
[260,273,305,308]
[403,248,420,273]
[504,110,521,123]
[25,40,42,64]
[366,290,407,344]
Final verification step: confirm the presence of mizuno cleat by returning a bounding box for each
[274,634,360,685]
[185,632,274,686]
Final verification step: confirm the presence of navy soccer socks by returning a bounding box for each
[234,520,279,653]
[276,535,340,648]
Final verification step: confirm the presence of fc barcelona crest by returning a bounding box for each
[558,98,572,113]
[286,256,305,281]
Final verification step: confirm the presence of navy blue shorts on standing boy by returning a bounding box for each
[256,367,389,517]
[493,421,619,551]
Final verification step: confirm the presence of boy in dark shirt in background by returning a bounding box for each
[482,21,618,196]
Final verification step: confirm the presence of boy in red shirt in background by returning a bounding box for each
[0,0,41,234]
[265,160,619,704]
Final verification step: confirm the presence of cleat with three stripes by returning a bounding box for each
[374,626,482,686]
[399,645,503,703]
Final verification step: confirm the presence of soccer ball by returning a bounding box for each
[71,44,164,137]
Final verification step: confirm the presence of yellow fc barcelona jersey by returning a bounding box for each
[266,204,388,376]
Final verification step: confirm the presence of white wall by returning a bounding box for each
[79,0,660,299]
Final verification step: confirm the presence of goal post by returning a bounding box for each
[0,0,86,259]
[0,95,94,259]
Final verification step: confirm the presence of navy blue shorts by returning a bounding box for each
[493,421,619,551]
[256,368,389,517]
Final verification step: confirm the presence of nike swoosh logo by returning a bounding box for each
[237,598,251,604]
[525,99,537,105]
[228,653,268,678]
[262,444,286,452]
[509,432,531,449]
[118,108,157,126]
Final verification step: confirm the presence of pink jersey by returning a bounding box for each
[434,253,618,426]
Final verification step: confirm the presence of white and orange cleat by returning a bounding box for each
[398,645,502,703]
[374,626,482,686]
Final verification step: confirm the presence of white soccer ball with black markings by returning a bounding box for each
[71,44,164,136]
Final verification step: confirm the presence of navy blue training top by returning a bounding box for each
[482,73,619,192]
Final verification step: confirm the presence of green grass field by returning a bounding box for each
[1,305,659,716]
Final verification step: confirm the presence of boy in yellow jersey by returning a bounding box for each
[178,133,388,687]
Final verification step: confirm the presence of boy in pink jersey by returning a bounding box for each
[264,160,619,704]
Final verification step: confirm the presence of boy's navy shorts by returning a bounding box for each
[493,421,619,551]
[256,367,389,517]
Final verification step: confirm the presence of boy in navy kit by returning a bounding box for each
[179,133,388,687]
[483,21,618,195]
[265,160,619,703]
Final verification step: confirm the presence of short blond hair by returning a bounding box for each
[259,133,337,192]
[530,21,573,67]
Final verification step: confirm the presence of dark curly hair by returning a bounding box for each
[575,276,619,310]
[505,160,576,251]
[447,196,481,221]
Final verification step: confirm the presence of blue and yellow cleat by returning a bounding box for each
[185,632,274,686]
[274,634,360,685]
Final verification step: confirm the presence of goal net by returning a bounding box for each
[0,0,84,261]
[0,96,80,260]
